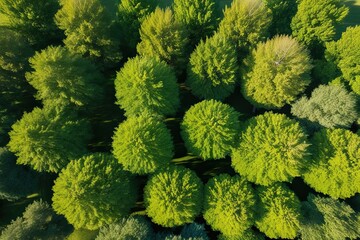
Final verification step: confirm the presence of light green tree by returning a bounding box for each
[231,112,310,186]
[186,32,238,100]
[181,100,240,160]
[303,128,360,199]
[241,35,312,109]
[218,229,265,240]
[203,174,256,238]
[52,153,137,230]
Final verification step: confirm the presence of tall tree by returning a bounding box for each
[241,35,312,109]
[52,153,137,230]
[231,112,310,186]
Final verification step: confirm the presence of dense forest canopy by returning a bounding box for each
[0,0,360,239]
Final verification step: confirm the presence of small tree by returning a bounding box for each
[264,0,297,36]
[218,0,272,56]
[231,112,310,186]
[203,174,256,238]
[7,106,91,173]
[55,0,121,66]
[291,84,359,129]
[181,100,240,160]
[241,35,312,109]
[137,7,188,73]
[115,56,179,116]
[52,153,137,230]
[186,32,238,100]
[300,194,360,240]
[291,0,348,51]
[26,46,104,108]
[256,183,301,239]
[173,0,217,48]
[112,112,174,175]
[303,128,360,199]
[144,166,203,227]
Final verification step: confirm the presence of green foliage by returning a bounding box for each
[324,26,360,95]
[0,148,38,201]
[137,7,189,73]
[218,229,265,240]
[0,200,70,240]
[186,32,238,100]
[26,46,104,107]
[156,223,209,240]
[232,112,310,186]
[264,0,297,36]
[303,128,360,199]
[300,194,360,240]
[112,112,174,174]
[7,106,91,173]
[67,229,99,240]
[52,153,137,230]
[291,0,348,49]
[255,183,301,239]
[144,166,203,227]
[181,100,240,160]
[173,0,217,48]
[291,84,359,129]
[96,216,154,240]
[218,0,272,55]
[0,109,16,146]
[55,0,121,66]
[241,35,312,109]
[115,55,179,116]
[203,174,256,238]
[0,0,61,48]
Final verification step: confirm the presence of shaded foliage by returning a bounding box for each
[264,0,297,36]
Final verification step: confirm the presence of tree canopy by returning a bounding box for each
[264,0,297,36]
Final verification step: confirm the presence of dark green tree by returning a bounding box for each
[0,0,61,49]
[303,128,360,199]
[264,0,297,36]
[232,112,310,186]
[186,32,238,100]
[173,0,217,48]
[256,184,301,239]
[203,174,256,238]
[181,100,240,160]
[156,223,209,240]
[291,84,359,129]
[241,35,312,109]
[112,112,174,174]
[52,153,137,230]
[0,108,16,146]
[137,7,189,73]
[55,0,121,66]
[7,106,91,173]
[115,56,179,116]
[26,46,105,108]
[300,194,360,240]
[144,166,203,227]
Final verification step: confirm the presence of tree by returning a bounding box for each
[291,84,359,129]
[264,0,297,36]
[156,223,209,240]
[96,216,154,240]
[231,112,310,186]
[7,106,91,173]
[241,35,312,109]
[55,0,121,66]
[303,128,360,199]
[0,0,61,49]
[52,153,137,230]
[26,46,104,108]
[186,32,238,100]
[173,0,217,48]
[144,166,203,227]
[112,112,174,175]
[137,7,188,73]
[181,100,240,160]
[256,183,301,239]
[0,200,70,240]
[115,56,179,117]
[0,148,38,201]
[217,0,272,56]
[300,194,360,240]
[324,26,360,95]
[0,109,16,146]
[218,229,265,240]
[291,0,348,51]
[203,174,256,238]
